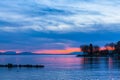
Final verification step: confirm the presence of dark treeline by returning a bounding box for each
[78,41,120,57]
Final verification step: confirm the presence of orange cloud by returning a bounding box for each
[100,46,115,51]
[105,46,115,51]
[34,47,81,54]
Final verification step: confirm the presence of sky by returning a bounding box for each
[0,0,120,54]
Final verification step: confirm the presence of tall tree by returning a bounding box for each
[89,43,93,55]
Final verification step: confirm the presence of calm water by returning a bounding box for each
[0,55,120,80]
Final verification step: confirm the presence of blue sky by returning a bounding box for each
[0,0,120,53]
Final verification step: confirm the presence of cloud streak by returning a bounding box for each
[0,0,119,33]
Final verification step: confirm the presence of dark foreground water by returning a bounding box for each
[0,55,120,80]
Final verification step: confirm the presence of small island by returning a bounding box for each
[0,63,44,68]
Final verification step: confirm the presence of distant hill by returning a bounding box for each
[4,51,16,55]
[0,52,4,55]
[1,51,35,55]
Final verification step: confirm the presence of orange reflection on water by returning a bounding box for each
[109,57,113,69]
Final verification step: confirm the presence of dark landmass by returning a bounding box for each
[0,52,40,55]
[4,51,17,55]
[76,54,108,57]
[0,63,44,68]
[70,52,83,55]
[77,41,120,57]
[0,52,3,55]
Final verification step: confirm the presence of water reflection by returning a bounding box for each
[0,55,120,80]
[80,57,120,70]
[0,55,120,70]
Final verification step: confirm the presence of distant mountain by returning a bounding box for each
[70,52,83,55]
[0,51,35,55]
[4,51,16,55]
[0,52,4,55]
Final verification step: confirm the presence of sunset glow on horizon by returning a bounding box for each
[35,46,116,54]
[34,47,81,54]
[0,46,116,54]
[0,47,81,54]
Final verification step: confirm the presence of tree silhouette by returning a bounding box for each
[89,43,93,55]
[79,41,120,57]
[114,41,120,55]
[80,45,89,54]
[80,44,100,56]
[93,45,100,56]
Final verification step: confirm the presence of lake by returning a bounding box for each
[0,55,120,80]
